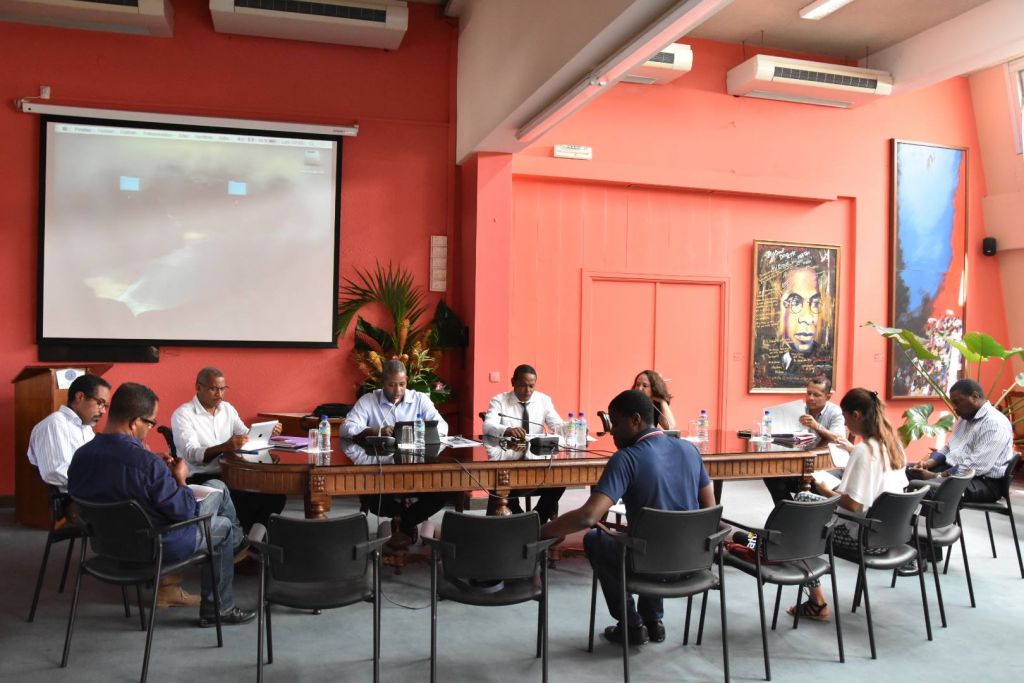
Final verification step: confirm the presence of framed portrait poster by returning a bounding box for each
[750,240,839,393]
[889,140,968,399]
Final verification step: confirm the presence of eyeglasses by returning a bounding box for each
[86,395,108,409]
[138,417,157,427]
[782,294,822,314]
[199,383,229,394]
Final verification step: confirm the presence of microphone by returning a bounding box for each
[497,412,549,431]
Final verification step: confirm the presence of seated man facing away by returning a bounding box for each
[763,376,849,504]
[341,359,449,548]
[483,363,566,523]
[541,390,715,645]
[171,366,285,531]
[68,382,254,627]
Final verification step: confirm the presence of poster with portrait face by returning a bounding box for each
[750,241,839,393]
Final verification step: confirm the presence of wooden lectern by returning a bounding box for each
[12,364,112,529]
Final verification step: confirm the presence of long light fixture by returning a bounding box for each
[799,0,856,21]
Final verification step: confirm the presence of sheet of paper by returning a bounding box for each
[187,484,223,501]
[828,443,850,468]
[812,470,842,489]
[443,436,483,448]
[767,399,806,433]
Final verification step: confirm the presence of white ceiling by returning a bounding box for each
[688,0,990,61]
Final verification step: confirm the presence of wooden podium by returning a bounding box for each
[12,364,111,529]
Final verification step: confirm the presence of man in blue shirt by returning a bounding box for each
[68,382,255,627]
[541,390,715,645]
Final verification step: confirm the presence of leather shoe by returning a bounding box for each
[645,620,666,643]
[897,559,924,577]
[603,623,649,645]
[198,606,256,628]
[156,584,201,609]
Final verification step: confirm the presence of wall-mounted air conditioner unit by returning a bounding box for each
[622,43,693,85]
[210,0,408,50]
[0,0,173,36]
[727,54,893,108]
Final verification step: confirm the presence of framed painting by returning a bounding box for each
[890,140,968,399]
[749,240,839,393]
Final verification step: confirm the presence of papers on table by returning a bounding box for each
[811,470,842,490]
[828,443,850,468]
[768,400,807,434]
[187,484,222,501]
[444,436,483,448]
[268,435,309,450]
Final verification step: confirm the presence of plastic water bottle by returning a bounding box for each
[565,413,574,447]
[761,409,773,443]
[414,412,426,450]
[697,409,709,441]
[577,412,588,448]
[317,415,332,453]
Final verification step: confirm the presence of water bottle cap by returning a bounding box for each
[579,411,585,417]
[320,415,328,420]
[567,412,574,417]
[417,412,424,419]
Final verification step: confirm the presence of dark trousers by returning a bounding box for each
[906,465,1003,503]
[508,488,565,524]
[187,472,286,532]
[360,493,447,537]
[763,476,802,505]
[584,528,663,629]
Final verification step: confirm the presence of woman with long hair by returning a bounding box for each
[632,370,676,430]
[786,387,909,620]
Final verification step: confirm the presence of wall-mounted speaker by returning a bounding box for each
[982,236,998,256]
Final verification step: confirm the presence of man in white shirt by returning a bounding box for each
[28,374,110,491]
[171,367,284,531]
[483,364,566,523]
[342,359,448,548]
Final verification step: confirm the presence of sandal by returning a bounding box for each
[786,601,830,621]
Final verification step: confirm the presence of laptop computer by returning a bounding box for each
[392,420,442,445]
[239,420,279,452]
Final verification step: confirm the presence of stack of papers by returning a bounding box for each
[268,436,309,450]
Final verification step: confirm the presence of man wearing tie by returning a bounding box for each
[483,364,565,523]
[341,359,448,548]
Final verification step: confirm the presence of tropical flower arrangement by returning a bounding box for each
[337,262,465,406]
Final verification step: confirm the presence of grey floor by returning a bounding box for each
[2,480,1022,682]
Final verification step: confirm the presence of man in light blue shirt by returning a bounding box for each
[340,360,448,439]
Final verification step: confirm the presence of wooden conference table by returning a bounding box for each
[220,430,834,519]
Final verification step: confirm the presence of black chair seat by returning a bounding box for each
[955,453,1022,579]
[724,553,831,586]
[960,501,1008,513]
[53,525,86,542]
[916,522,961,546]
[627,569,717,598]
[266,576,372,611]
[82,553,206,585]
[437,576,540,606]
[847,544,917,570]
[28,483,87,623]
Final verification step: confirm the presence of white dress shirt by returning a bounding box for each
[171,396,248,476]
[483,390,564,438]
[339,389,448,438]
[27,405,95,491]
[934,401,1014,478]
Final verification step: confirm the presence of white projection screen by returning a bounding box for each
[38,115,342,347]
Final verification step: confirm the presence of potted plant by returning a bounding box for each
[867,322,1024,447]
[337,262,465,406]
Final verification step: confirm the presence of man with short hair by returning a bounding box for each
[483,364,565,523]
[171,367,284,531]
[541,390,715,645]
[763,376,849,504]
[28,374,110,491]
[341,360,449,548]
[68,382,254,627]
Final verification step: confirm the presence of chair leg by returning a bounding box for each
[203,521,223,648]
[851,572,862,613]
[430,554,438,683]
[770,585,782,631]
[28,535,55,622]
[266,606,274,664]
[696,591,708,645]
[536,596,543,658]
[828,558,844,664]
[1007,499,1024,579]
[914,537,933,643]
[930,551,947,628]
[60,543,87,668]
[718,560,729,683]
[683,595,693,645]
[620,561,631,683]
[890,567,898,588]
[257,560,266,683]
[755,576,771,681]
[960,530,976,608]
[859,564,876,660]
[587,572,598,653]
[374,551,382,683]
[984,511,996,558]
[542,553,549,683]
[136,585,146,631]
[942,545,952,575]
[59,538,75,593]
[791,584,803,630]
[122,586,131,618]
[140,571,161,683]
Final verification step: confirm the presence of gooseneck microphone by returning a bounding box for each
[497,412,550,431]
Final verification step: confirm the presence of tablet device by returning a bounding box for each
[240,420,279,451]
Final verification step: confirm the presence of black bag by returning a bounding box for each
[309,403,353,419]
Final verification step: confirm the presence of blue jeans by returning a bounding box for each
[193,480,242,615]
[584,528,663,629]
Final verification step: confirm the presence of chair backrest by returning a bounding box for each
[998,452,1021,499]
[75,498,158,564]
[861,488,928,550]
[439,511,541,581]
[925,471,974,528]
[266,513,370,582]
[628,506,723,576]
[156,426,177,458]
[762,496,841,562]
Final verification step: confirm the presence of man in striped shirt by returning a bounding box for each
[908,378,1014,503]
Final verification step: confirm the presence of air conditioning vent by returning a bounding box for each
[210,0,408,49]
[0,0,172,36]
[727,54,893,108]
[622,43,692,85]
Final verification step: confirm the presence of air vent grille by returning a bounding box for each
[773,66,877,90]
[234,0,387,23]
[648,51,675,65]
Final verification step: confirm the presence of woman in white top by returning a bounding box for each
[788,387,909,621]
[632,370,676,430]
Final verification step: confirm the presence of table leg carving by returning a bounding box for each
[801,456,815,491]
[493,470,512,516]
[305,473,331,519]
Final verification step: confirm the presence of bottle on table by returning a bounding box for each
[697,409,709,441]
[564,413,574,447]
[317,415,332,453]
[761,409,773,443]
[577,412,588,449]
[414,412,426,450]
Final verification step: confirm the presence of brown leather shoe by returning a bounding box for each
[156,584,201,609]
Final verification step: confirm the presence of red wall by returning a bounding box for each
[488,38,1008,457]
[0,3,457,495]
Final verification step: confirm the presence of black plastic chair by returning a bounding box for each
[62,499,222,683]
[723,496,844,682]
[958,452,1023,578]
[893,471,976,627]
[586,506,730,683]
[250,513,387,683]
[834,488,931,659]
[425,511,557,683]
[156,425,177,458]
[27,483,88,622]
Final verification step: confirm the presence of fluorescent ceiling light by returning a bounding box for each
[799,0,856,20]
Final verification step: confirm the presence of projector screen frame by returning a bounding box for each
[36,112,344,349]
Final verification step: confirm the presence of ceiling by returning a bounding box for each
[688,0,991,61]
